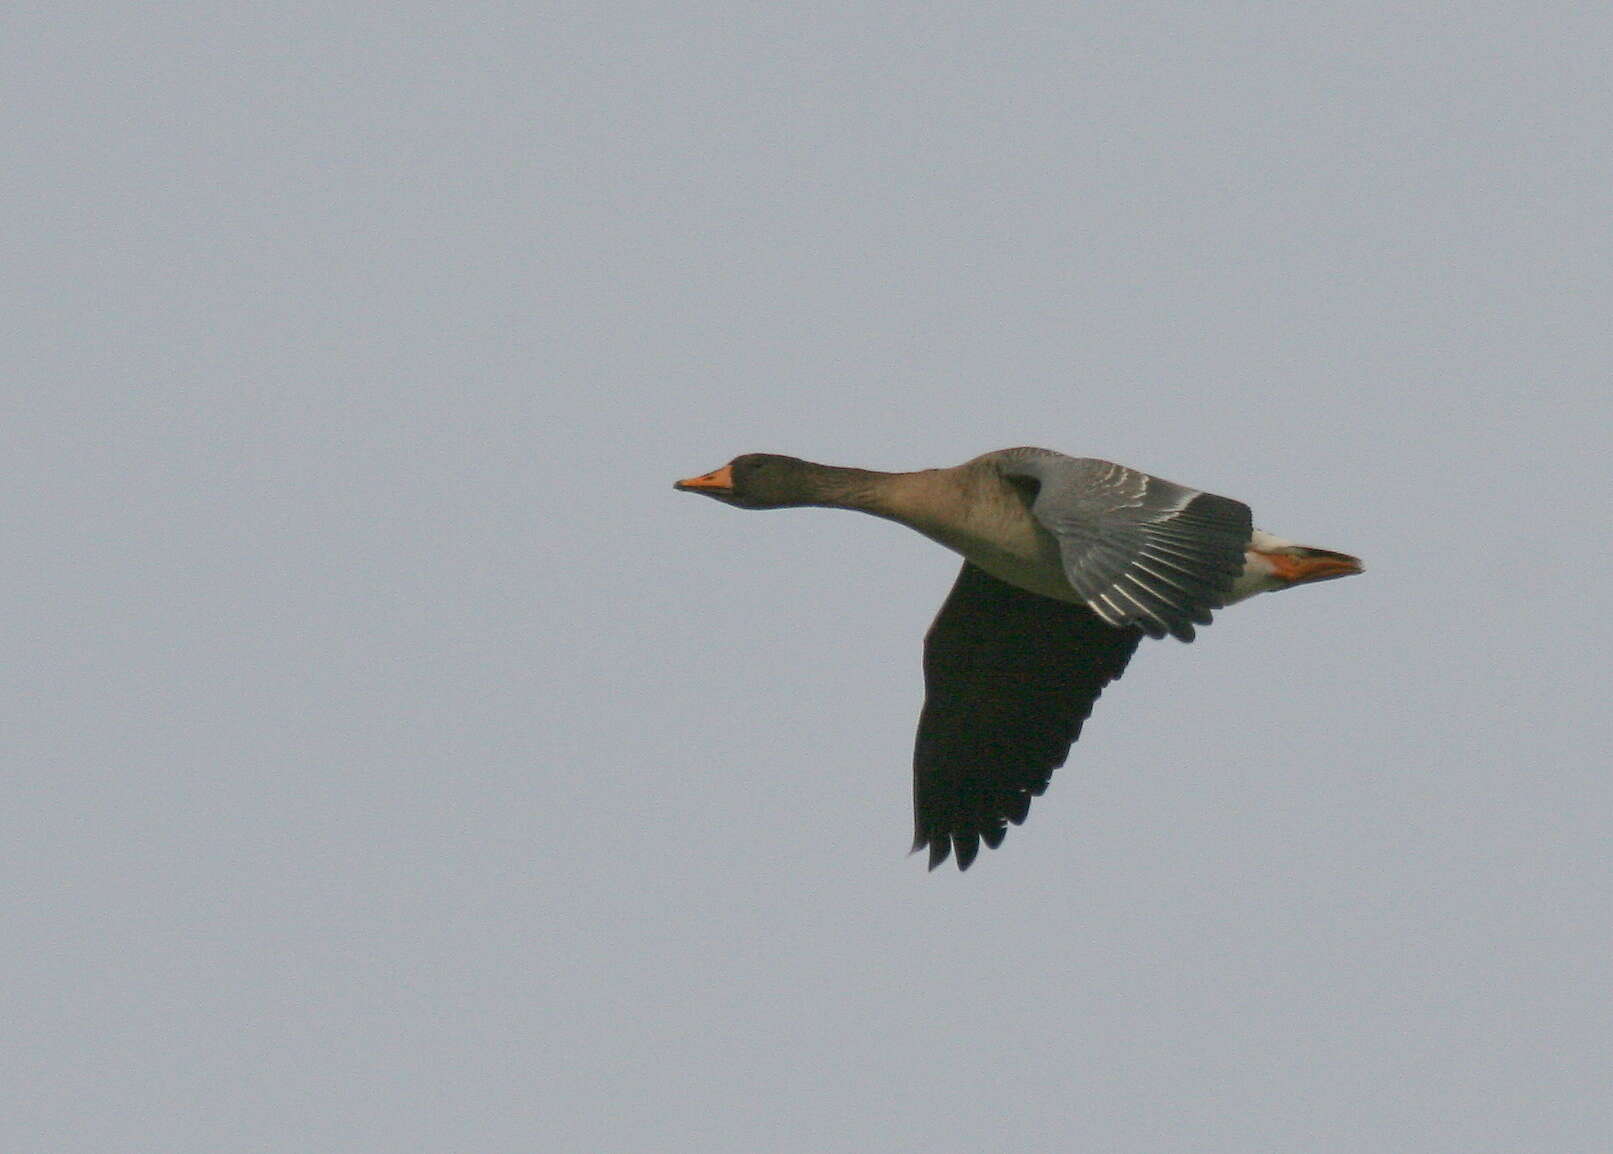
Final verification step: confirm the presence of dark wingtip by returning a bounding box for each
[953,832,980,870]
[914,828,1004,871]
[1002,792,1032,825]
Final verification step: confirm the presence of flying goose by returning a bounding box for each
[675,448,1362,870]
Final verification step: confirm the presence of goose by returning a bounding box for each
[675,448,1362,870]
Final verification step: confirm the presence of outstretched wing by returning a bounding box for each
[914,562,1143,870]
[1002,453,1253,642]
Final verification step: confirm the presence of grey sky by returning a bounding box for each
[5,4,1610,1151]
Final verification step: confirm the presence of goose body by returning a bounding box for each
[676,448,1362,870]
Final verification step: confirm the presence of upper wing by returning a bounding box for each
[1002,453,1253,642]
[914,562,1143,870]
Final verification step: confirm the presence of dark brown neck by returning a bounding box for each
[785,462,899,512]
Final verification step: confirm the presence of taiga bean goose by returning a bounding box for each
[675,448,1362,870]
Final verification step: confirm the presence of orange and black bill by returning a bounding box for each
[674,465,734,495]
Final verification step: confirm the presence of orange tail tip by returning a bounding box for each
[1262,548,1364,585]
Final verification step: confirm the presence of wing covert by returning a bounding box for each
[1004,454,1253,641]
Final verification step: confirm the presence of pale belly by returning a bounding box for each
[920,517,1086,603]
[924,514,1268,608]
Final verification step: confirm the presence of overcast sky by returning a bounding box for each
[5,4,1610,1151]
